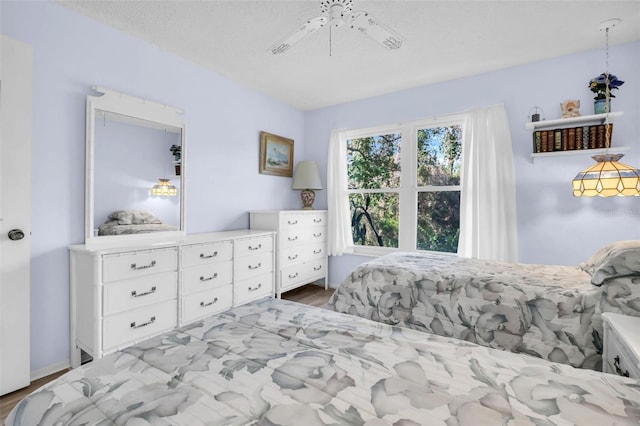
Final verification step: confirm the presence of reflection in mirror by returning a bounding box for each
[94,113,182,234]
[86,87,186,246]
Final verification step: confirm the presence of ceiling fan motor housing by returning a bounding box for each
[321,0,354,27]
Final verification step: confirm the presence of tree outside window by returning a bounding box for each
[346,119,462,254]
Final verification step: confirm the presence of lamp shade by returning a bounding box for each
[292,161,322,190]
[572,154,640,197]
[151,178,178,196]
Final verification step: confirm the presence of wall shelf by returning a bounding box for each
[530,145,630,160]
[525,111,623,130]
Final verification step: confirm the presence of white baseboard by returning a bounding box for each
[30,360,70,381]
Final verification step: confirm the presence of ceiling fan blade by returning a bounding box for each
[349,11,404,50]
[269,16,328,54]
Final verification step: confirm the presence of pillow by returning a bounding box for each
[579,240,640,285]
[108,210,162,225]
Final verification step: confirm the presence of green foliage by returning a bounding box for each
[347,126,461,252]
[347,134,401,189]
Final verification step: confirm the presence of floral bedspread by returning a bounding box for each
[326,252,640,371]
[6,298,640,425]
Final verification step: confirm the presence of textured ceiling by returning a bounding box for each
[57,0,640,111]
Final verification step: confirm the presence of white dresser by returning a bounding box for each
[69,230,274,367]
[250,210,327,297]
[602,312,640,379]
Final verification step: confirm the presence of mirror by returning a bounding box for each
[85,87,186,246]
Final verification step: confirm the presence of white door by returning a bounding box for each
[0,35,33,396]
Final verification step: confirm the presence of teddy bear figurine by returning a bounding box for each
[561,99,581,118]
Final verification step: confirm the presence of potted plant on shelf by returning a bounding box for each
[589,73,624,114]
[170,144,181,175]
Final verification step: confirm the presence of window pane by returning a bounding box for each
[347,133,401,189]
[417,126,462,186]
[417,191,460,253]
[350,193,399,248]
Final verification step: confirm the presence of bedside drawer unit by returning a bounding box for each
[102,248,177,282]
[181,241,232,268]
[235,273,273,305]
[603,313,640,379]
[182,261,232,295]
[103,272,177,316]
[181,285,233,324]
[103,299,177,353]
[250,210,328,297]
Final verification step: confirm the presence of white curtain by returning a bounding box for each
[457,104,519,262]
[327,129,354,256]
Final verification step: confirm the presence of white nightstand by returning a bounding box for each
[602,313,640,379]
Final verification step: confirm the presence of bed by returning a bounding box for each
[98,210,178,235]
[6,297,640,425]
[326,241,640,371]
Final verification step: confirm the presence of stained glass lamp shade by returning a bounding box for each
[151,178,177,196]
[572,154,640,197]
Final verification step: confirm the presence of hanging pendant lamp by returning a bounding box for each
[572,154,640,196]
[151,178,177,196]
[572,19,640,197]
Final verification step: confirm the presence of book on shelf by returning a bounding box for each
[531,123,613,154]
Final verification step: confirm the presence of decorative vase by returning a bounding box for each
[594,99,610,114]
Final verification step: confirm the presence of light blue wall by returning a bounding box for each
[3,0,640,376]
[305,42,640,286]
[94,120,182,229]
[2,1,304,374]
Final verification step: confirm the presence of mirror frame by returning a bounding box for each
[85,86,186,247]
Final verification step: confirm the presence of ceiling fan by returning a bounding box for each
[269,0,404,55]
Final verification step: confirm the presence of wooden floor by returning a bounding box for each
[0,284,334,423]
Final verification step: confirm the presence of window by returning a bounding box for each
[346,117,463,254]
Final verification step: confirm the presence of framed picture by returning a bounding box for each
[259,131,294,177]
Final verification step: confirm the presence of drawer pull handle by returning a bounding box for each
[313,232,322,237]
[288,254,298,260]
[200,273,218,282]
[313,265,322,271]
[131,286,157,298]
[130,316,156,329]
[287,220,298,225]
[200,298,218,307]
[248,244,262,251]
[313,218,322,223]
[248,283,262,292]
[288,272,299,279]
[288,236,299,241]
[313,249,322,254]
[614,356,630,377]
[200,251,218,259]
[248,263,262,270]
[130,260,156,270]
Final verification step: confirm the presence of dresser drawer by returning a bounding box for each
[103,248,177,283]
[280,212,326,229]
[281,259,326,290]
[182,261,232,295]
[235,273,273,305]
[235,235,273,258]
[235,252,273,281]
[181,285,232,324]
[103,272,177,316]
[102,299,177,352]
[281,242,326,268]
[281,227,326,247]
[181,241,233,268]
